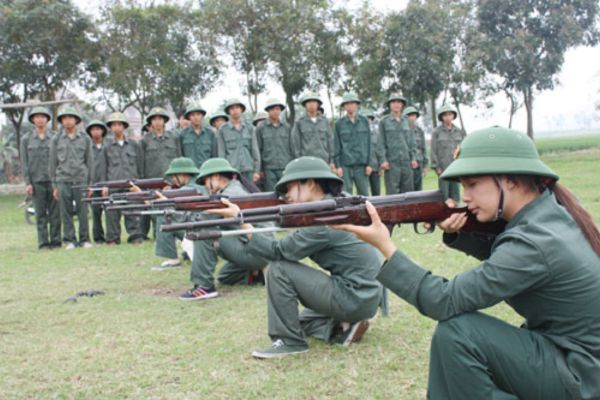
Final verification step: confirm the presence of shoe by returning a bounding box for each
[82,242,93,249]
[178,286,219,301]
[247,270,265,286]
[130,239,143,245]
[152,259,182,271]
[181,251,190,261]
[334,320,370,346]
[65,243,76,250]
[251,339,309,359]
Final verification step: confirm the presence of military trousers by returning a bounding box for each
[191,234,269,289]
[263,168,285,192]
[91,192,105,244]
[428,312,574,400]
[384,161,414,195]
[368,171,381,196]
[57,182,89,245]
[267,260,378,347]
[413,166,423,191]
[154,214,185,258]
[341,165,370,196]
[438,177,460,202]
[139,215,156,240]
[32,181,61,249]
[106,200,142,244]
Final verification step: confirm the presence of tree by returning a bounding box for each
[477,0,600,137]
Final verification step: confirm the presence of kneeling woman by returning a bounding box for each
[336,127,600,399]
[211,157,385,359]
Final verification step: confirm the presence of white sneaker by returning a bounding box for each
[82,242,93,249]
[152,259,182,271]
[65,243,76,250]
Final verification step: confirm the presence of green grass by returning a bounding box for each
[1,148,599,399]
[535,133,600,154]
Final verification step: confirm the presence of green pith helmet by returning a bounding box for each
[264,98,286,111]
[275,156,344,194]
[441,126,559,182]
[28,106,52,124]
[196,158,240,183]
[340,92,361,107]
[146,107,170,124]
[224,98,247,114]
[184,103,207,119]
[386,93,407,107]
[437,103,457,122]
[164,157,201,177]
[404,106,420,118]
[301,91,323,106]
[361,108,376,119]
[106,112,130,129]
[253,111,268,126]
[209,110,229,126]
[57,107,82,124]
[85,120,108,137]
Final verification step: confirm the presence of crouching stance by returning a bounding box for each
[179,158,271,300]
[337,127,600,399]
[213,157,384,359]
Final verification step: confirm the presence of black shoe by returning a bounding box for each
[332,320,370,346]
[178,286,219,301]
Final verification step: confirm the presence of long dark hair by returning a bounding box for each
[507,175,600,257]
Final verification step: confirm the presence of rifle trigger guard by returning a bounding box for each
[413,222,435,235]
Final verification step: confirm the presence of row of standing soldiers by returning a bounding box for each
[19,92,465,249]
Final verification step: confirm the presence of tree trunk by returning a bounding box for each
[327,88,335,127]
[430,97,437,128]
[523,87,534,138]
[285,90,295,128]
[453,97,466,132]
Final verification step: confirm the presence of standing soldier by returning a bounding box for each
[255,98,293,192]
[175,109,190,137]
[291,92,334,168]
[140,106,181,240]
[217,98,261,182]
[333,93,371,196]
[379,94,418,195]
[362,109,383,196]
[49,107,94,250]
[179,103,217,168]
[100,112,144,245]
[209,110,229,132]
[430,103,466,202]
[86,120,108,244]
[253,111,268,127]
[404,106,428,191]
[20,106,61,249]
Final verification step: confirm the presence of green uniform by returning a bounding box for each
[90,142,105,243]
[178,126,218,168]
[140,131,181,239]
[334,114,371,196]
[430,124,465,201]
[291,115,334,165]
[20,130,61,248]
[367,121,383,196]
[49,130,94,245]
[216,121,260,180]
[255,119,293,191]
[377,190,600,399]
[409,124,427,191]
[379,114,416,194]
[99,138,144,244]
[190,179,270,288]
[245,219,383,347]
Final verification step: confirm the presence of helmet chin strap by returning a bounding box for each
[492,176,505,221]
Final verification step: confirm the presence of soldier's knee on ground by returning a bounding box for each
[432,313,479,349]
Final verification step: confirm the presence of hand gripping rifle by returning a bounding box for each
[160,190,506,240]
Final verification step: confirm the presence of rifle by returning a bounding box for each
[106,191,284,215]
[75,177,177,192]
[160,190,506,240]
[83,187,198,205]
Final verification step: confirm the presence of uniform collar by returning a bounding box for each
[504,189,552,230]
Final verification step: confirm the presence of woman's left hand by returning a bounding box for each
[205,198,241,219]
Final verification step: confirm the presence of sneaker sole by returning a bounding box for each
[343,320,370,346]
[151,265,182,271]
[178,292,219,301]
[251,348,309,359]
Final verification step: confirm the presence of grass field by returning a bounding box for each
[1,143,599,399]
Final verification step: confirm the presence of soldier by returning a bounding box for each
[209,110,229,132]
[379,94,418,195]
[255,98,293,192]
[49,107,94,250]
[140,106,181,240]
[252,111,268,127]
[20,106,61,249]
[362,109,383,196]
[430,104,466,202]
[153,157,207,270]
[86,120,108,244]
[291,92,334,168]
[212,157,384,358]
[217,98,261,182]
[178,103,217,168]
[404,106,428,191]
[333,93,372,196]
[176,109,190,136]
[100,112,144,245]
[336,126,600,400]
[179,158,272,300]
